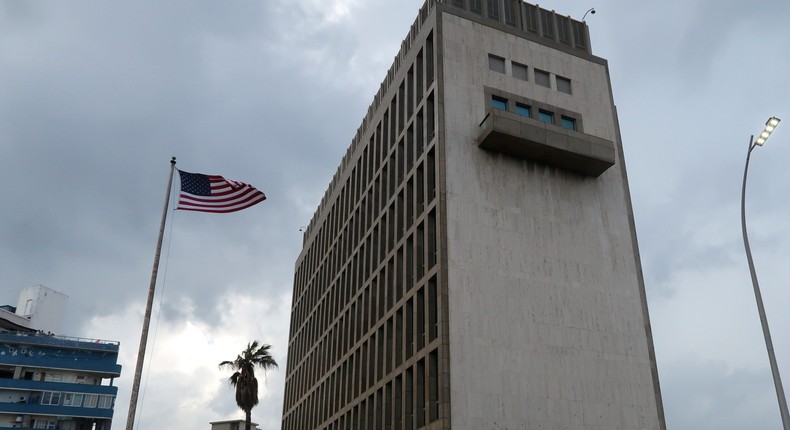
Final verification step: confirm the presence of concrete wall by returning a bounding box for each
[440,11,662,430]
[15,285,68,334]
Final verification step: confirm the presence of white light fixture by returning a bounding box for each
[741,114,790,430]
[755,116,781,146]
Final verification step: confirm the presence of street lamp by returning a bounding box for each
[740,116,789,430]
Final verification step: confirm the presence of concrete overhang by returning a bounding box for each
[478,108,615,177]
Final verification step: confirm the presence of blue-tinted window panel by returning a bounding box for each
[538,110,554,124]
[491,96,508,111]
[515,104,531,117]
[561,116,576,130]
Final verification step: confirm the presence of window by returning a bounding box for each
[44,373,62,382]
[63,392,78,406]
[451,0,464,7]
[488,55,505,74]
[525,5,538,33]
[541,10,554,38]
[487,0,499,20]
[561,116,577,130]
[470,0,482,14]
[515,103,531,118]
[40,391,61,405]
[504,0,517,26]
[535,69,550,88]
[98,395,114,409]
[572,21,587,50]
[83,394,98,408]
[557,76,572,94]
[557,16,571,45]
[539,110,554,124]
[491,96,508,111]
[512,62,528,81]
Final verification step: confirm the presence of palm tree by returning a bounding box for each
[219,341,278,430]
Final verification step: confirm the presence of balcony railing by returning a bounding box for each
[478,108,615,177]
[0,331,119,350]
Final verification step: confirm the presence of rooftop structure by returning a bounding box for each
[0,285,67,335]
[209,419,260,430]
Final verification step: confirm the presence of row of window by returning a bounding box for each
[41,372,98,385]
[285,269,440,413]
[488,54,572,94]
[292,30,435,312]
[283,348,441,430]
[285,193,440,414]
[450,0,588,52]
[491,95,577,131]
[25,416,106,430]
[284,30,443,428]
[286,149,438,383]
[39,391,114,409]
[32,419,61,430]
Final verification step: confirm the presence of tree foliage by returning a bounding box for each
[219,341,278,430]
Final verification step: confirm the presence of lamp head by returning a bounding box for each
[755,116,781,146]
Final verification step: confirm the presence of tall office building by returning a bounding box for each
[282,1,664,429]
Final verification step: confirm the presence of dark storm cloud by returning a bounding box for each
[2,0,790,429]
[0,0,379,331]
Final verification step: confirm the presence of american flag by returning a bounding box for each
[176,170,266,213]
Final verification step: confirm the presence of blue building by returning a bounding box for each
[0,286,121,430]
[0,331,121,430]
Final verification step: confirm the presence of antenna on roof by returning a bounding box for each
[582,7,596,21]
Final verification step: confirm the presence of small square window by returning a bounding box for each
[538,110,554,124]
[515,103,531,118]
[512,62,528,81]
[491,96,508,111]
[557,76,572,94]
[561,116,576,130]
[534,69,550,88]
[488,55,505,74]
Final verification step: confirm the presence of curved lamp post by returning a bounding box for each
[741,116,789,429]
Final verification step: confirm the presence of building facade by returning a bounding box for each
[209,419,260,430]
[0,286,67,335]
[282,1,664,429]
[0,287,121,430]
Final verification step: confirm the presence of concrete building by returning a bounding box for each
[282,1,664,429]
[209,419,260,430]
[0,287,121,430]
[0,285,68,335]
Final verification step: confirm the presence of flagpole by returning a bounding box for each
[126,156,177,430]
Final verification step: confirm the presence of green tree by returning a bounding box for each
[219,341,278,430]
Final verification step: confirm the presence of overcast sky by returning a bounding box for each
[1,1,789,429]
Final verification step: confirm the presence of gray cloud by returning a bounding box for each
[2,0,790,429]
